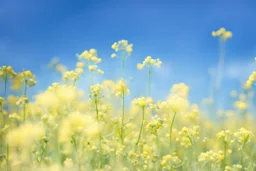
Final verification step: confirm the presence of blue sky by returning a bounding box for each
[1,0,256,107]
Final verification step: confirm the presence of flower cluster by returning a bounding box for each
[198,150,224,164]
[0,66,17,79]
[21,70,37,87]
[234,128,253,144]
[212,27,232,40]
[113,79,130,97]
[145,115,163,135]
[177,126,200,148]
[78,48,104,75]
[161,153,181,169]
[132,97,153,108]
[137,56,162,70]
[216,130,233,143]
[63,70,79,83]
[111,40,133,57]
[244,71,256,89]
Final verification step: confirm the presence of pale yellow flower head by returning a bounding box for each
[111,40,133,56]
[212,27,232,40]
[113,79,130,97]
[132,97,153,108]
[137,56,162,70]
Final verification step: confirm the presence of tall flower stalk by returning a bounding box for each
[0,66,16,171]
[211,27,232,109]
[137,56,162,96]
[20,70,36,122]
[77,48,104,86]
[169,112,176,151]
[113,79,130,145]
[111,39,133,78]
[90,84,104,168]
[132,97,152,152]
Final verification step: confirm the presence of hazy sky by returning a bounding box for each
[1,0,256,106]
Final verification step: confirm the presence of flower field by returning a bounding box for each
[0,28,256,171]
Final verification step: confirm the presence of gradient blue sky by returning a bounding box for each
[1,0,256,106]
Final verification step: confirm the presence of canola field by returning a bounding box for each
[0,28,256,171]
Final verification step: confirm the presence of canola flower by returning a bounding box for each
[78,48,103,85]
[111,40,133,75]
[0,37,256,171]
[212,27,232,109]
[137,56,162,96]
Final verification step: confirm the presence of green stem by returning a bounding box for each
[223,141,227,168]
[6,144,9,171]
[121,90,125,145]
[71,136,81,170]
[23,80,27,122]
[94,95,103,168]
[169,112,177,151]
[4,74,7,98]
[216,39,225,91]
[3,75,9,171]
[187,135,193,146]
[135,107,145,151]
[148,67,152,96]
[94,95,99,120]
[239,141,246,165]
[155,133,160,170]
[39,143,48,164]
[122,50,125,77]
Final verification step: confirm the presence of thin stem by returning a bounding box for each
[94,95,99,120]
[71,135,81,171]
[39,143,48,164]
[239,141,247,165]
[6,144,9,171]
[121,90,125,145]
[223,141,227,168]
[4,74,7,98]
[216,39,225,91]
[122,50,125,77]
[187,135,193,146]
[23,80,27,122]
[148,67,152,96]
[3,75,9,171]
[155,133,160,170]
[169,112,177,151]
[135,107,145,151]
[214,39,225,111]
[94,95,103,168]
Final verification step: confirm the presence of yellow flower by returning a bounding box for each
[233,100,247,111]
[63,70,79,82]
[64,158,73,168]
[113,79,130,97]
[111,42,118,51]
[132,97,152,108]
[88,65,97,71]
[140,56,162,69]
[212,27,232,40]
[97,69,104,75]
[137,63,144,70]
[234,128,252,144]
[76,62,85,68]
[111,53,117,58]
[89,48,97,55]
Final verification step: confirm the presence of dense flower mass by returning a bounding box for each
[0,32,256,171]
